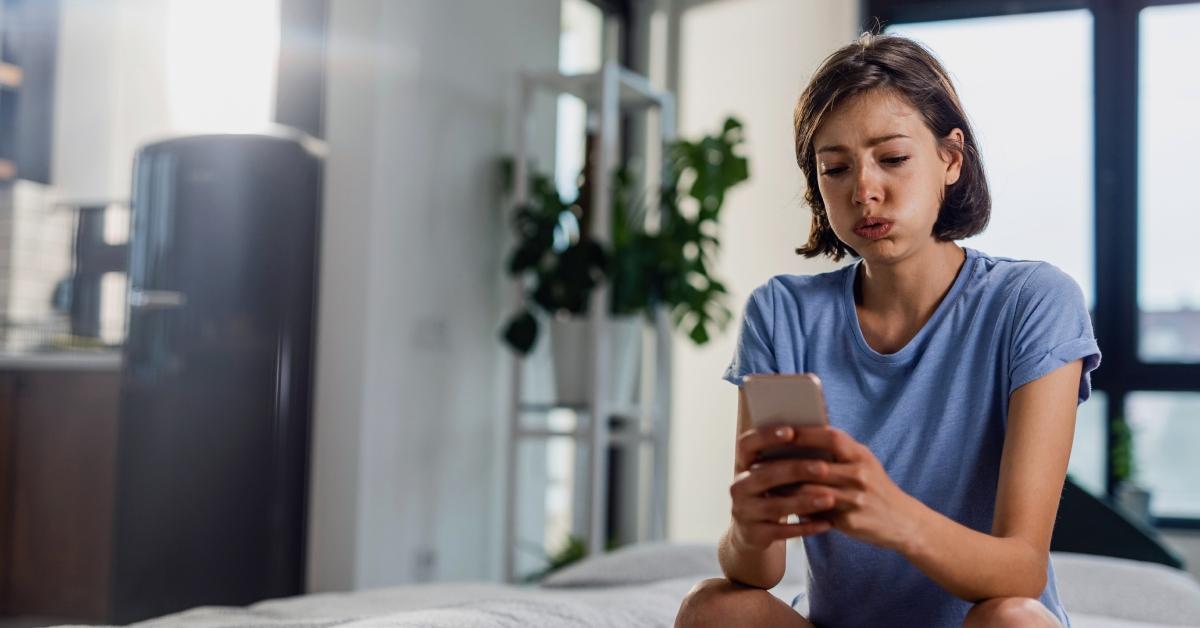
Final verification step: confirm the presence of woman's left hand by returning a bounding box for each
[783,425,924,552]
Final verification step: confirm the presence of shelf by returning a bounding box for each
[516,426,661,446]
[518,401,589,413]
[524,65,671,111]
[518,401,649,419]
[505,61,676,582]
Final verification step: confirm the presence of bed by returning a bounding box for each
[56,542,1200,627]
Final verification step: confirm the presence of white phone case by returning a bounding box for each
[743,373,834,467]
[743,373,830,428]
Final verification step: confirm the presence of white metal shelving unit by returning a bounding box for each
[504,61,676,583]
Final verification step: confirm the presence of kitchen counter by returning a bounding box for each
[0,350,122,371]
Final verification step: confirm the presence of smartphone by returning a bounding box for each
[743,373,834,496]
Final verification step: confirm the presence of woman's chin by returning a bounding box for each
[856,237,903,263]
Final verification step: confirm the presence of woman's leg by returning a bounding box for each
[674,577,817,628]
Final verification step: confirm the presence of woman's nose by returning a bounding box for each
[852,164,882,206]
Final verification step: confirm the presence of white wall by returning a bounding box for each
[53,0,277,201]
[52,0,170,201]
[308,0,560,591]
[668,0,860,543]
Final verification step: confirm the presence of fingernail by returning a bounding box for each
[807,462,821,474]
[775,427,792,439]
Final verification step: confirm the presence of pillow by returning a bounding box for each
[541,544,1200,625]
[539,540,810,589]
[540,542,721,588]
[1051,551,1200,625]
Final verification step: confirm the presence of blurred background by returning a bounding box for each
[0,0,1197,625]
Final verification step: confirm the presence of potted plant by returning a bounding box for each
[497,162,608,403]
[1111,415,1153,525]
[498,117,749,404]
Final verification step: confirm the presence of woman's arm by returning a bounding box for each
[717,387,788,588]
[896,359,1083,601]
[782,359,1084,602]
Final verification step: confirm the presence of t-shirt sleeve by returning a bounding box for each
[722,281,778,387]
[1008,262,1102,405]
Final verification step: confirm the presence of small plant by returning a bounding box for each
[499,116,750,354]
[498,165,608,354]
[1111,415,1136,485]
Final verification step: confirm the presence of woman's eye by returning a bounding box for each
[821,156,908,177]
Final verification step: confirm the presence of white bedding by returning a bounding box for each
[53,545,1200,627]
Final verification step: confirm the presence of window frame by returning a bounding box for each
[864,0,1200,529]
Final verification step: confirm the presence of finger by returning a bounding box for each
[734,486,835,522]
[735,425,796,472]
[767,491,837,520]
[790,426,863,462]
[735,459,821,496]
[818,486,864,512]
[760,518,834,540]
[805,460,870,489]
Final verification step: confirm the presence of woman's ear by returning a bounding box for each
[943,128,965,186]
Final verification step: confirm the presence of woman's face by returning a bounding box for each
[812,88,964,263]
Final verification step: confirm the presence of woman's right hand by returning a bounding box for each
[729,425,835,551]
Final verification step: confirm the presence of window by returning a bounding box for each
[1127,392,1200,518]
[889,11,1094,302]
[556,0,605,200]
[870,0,1200,528]
[1138,3,1200,363]
[1070,392,1108,497]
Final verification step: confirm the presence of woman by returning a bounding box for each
[674,33,1100,628]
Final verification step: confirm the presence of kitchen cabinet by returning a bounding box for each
[0,359,121,622]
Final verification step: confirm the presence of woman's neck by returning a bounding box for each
[855,240,967,323]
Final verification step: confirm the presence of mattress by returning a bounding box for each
[50,543,1200,627]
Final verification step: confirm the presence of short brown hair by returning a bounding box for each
[793,32,991,261]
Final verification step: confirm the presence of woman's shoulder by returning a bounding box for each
[967,247,1084,300]
[749,265,850,306]
[964,248,1089,312]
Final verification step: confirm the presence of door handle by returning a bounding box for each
[128,289,187,309]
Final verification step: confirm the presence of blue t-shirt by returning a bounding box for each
[722,246,1101,628]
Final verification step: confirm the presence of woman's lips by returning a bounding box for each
[853,221,893,240]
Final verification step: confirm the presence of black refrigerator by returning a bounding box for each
[110,131,323,623]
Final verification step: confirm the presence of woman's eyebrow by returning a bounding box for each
[816,133,910,155]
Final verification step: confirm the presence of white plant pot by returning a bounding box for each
[1116,481,1153,526]
[551,317,592,406]
[549,315,644,407]
[608,314,642,409]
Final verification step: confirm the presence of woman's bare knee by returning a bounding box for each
[963,597,1062,628]
[674,577,815,628]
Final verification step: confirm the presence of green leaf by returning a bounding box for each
[497,115,749,350]
[501,310,538,354]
